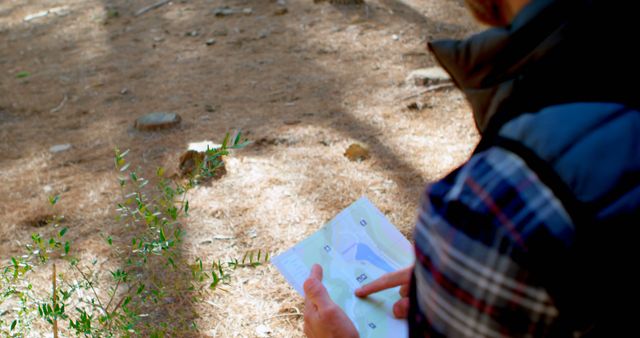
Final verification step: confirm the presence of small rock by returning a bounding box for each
[120,88,129,95]
[344,143,370,162]
[258,30,269,39]
[277,0,287,5]
[179,150,203,176]
[213,7,234,16]
[206,38,216,46]
[274,7,288,15]
[49,144,71,153]
[43,185,53,193]
[204,104,216,112]
[200,240,213,245]
[186,30,199,37]
[392,34,400,41]
[242,8,253,15]
[134,112,181,131]
[153,36,164,42]
[406,67,451,86]
[255,324,272,338]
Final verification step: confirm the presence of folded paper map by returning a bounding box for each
[272,197,414,337]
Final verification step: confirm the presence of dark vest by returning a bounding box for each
[428,0,639,335]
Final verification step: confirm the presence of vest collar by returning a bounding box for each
[427,0,570,131]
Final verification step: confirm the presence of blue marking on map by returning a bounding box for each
[355,244,394,273]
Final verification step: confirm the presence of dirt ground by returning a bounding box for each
[1,0,481,336]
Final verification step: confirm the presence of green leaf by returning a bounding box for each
[10,319,17,330]
[16,71,30,78]
[167,206,178,220]
[123,296,131,307]
[49,195,60,206]
[233,140,251,149]
[64,241,70,255]
[107,236,113,246]
[156,167,165,177]
[59,227,68,237]
[234,131,242,145]
[159,228,166,242]
[221,133,230,149]
[210,270,220,289]
[184,200,189,215]
[120,162,130,172]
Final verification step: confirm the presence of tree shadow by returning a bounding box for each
[0,0,479,335]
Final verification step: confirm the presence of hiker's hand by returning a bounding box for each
[303,264,359,338]
[355,266,413,319]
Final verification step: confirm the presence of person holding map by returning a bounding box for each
[303,0,639,336]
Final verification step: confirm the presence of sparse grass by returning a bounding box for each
[0,0,481,336]
[1,133,271,337]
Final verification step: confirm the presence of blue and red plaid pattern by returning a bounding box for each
[411,147,574,337]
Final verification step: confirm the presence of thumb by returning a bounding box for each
[309,264,323,281]
[304,264,333,309]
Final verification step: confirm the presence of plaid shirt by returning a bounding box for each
[410,147,575,337]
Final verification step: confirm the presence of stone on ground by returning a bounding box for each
[134,112,181,131]
[406,67,451,86]
[49,143,71,153]
[344,143,370,161]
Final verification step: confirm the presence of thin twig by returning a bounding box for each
[49,94,68,113]
[134,0,171,17]
[105,278,121,312]
[263,307,303,321]
[73,265,107,314]
[106,285,132,331]
[52,263,59,338]
[400,83,455,101]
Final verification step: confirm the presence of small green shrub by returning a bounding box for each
[1,132,269,337]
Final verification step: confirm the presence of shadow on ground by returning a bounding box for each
[0,0,479,335]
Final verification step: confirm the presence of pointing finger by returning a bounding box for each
[355,267,412,297]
